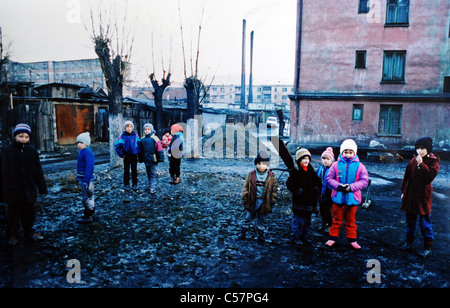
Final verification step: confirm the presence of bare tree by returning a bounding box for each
[86,3,134,169]
[178,2,207,120]
[149,33,172,138]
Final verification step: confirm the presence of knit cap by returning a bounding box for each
[77,132,91,147]
[124,120,134,129]
[340,139,358,154]
[14,123,31,137]
[321,147,335,162]
[415,137,433,154]
[171,124,183,133]
[295,148,311,161]
[254,150,270,165]
[143,123,154,132]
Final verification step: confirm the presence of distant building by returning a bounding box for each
[204,84,293,112]
[8,58,105,88]
[290,0,450,148]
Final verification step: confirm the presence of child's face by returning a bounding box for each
[321,156,332,167]
[15,133,30,144]
[125,124,133,133]
[256,162,269,173]
[416,147,428,158]
[342,149,355,159]
[144,127,152,135]
[77,142,87,150]
[164,132,170,136]
[300,156,310,167]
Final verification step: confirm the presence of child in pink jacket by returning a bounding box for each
[325,139,369,249]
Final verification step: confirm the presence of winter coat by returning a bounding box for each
[317,165,332,204]
[326,154,369,206]
[162,134,172,149]
[76,147,95,184]
[401,154,440,215]
[286,164,322,215]
[241,170,278,215]
[114,131,141,158]
[139,133,164,165]
[0,141,47,204]
[168,133,184,159]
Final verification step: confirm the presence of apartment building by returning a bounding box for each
[290,0,450,147]
[204,84,293,111]
[8,58,104,88]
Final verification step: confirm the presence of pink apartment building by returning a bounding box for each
[290,0,450,148]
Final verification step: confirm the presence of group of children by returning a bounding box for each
[1,122,441,258]
[113,121,184,191]
[240,138,440,257]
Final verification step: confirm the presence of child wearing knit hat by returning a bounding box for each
[325,139,369,249]
[240,150,278,242]
[76,132,96,223]
[286,147,322,245]
[316,147,335,233]
[400,137,440,257]
[1,124,47,245]
[114,121,142,191]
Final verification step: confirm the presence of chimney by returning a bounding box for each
[240,19,246,109]
[248,31,254,105]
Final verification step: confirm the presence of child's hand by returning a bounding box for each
[416,155,423,165]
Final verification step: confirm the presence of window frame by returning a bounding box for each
[355,50,367,69]
[385,0,410,27]
[352,104,364,121]
[358,0,370,14]
[381,50,406,84]
[378,104,403,136]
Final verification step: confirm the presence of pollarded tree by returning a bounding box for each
[87,4,134,169]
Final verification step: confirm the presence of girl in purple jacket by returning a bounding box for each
[325,139,369,249]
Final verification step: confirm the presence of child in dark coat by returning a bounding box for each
[0,124,47,245]
[114,121,141,191]
[139,123,164,194]
[167,124,184,184]
[286,148,322,245]
[400,137,440,257]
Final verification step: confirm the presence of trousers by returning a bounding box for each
[329,203,358,240]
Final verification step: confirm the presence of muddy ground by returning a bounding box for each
[0,143,449,290]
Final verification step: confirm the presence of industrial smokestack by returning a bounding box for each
[248,31,254,105]
[240,19,246,109]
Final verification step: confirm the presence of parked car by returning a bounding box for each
[266,116,279,127]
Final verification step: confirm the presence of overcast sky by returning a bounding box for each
[0,0,297,87]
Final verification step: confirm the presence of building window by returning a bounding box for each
[386,0,409,26]
[382,51,406,83]
[444,77,450,93]
[355,51,366,69]
[352,104,364,121]
[378,105,402,135]
[358,0,369,13]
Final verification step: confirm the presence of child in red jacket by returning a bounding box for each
[400,137,440,257]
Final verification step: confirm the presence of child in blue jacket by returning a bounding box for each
[114,121,141,191]
[316,147,334,234]
[76,132,95,223]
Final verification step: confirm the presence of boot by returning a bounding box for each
[169,175,175,184]
[257,230,265,243]
[174,176,181,184]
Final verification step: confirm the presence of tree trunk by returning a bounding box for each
[150,73,171,138]
[94,37,125,169]
[184,76,202,120]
